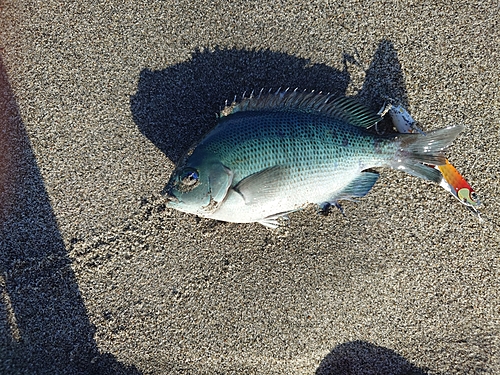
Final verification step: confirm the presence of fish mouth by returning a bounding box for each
[165,195,179,204]
[161,185,179,204]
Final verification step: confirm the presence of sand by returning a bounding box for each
[1,1,499,374]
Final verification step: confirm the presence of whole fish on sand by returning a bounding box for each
[164,89,464,228]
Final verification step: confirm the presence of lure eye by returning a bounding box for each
[457,187,479,206]
[179,168,199,186]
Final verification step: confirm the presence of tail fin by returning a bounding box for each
[391,125,464,183]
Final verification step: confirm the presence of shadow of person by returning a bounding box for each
[0,56,140,374]
[316,340,429,375]
[131,40,408,169]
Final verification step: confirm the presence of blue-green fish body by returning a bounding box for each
[165,90,463,227]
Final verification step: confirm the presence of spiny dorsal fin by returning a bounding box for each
[220,89,381,129]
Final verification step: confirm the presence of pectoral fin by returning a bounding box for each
[233,165,287,205]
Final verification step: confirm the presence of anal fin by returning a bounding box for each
[336,171,380,200]
[319,171,379,213]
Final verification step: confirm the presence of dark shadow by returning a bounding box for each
[0,56,140,374]
[316,340,429,375]
[131,40,406,166]
[356,40,409,110]
[354,40,410,135]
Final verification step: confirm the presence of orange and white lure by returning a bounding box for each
[378,103,480,215]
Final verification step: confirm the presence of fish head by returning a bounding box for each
[163,154,233,216]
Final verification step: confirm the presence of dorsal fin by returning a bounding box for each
[219,89,381,128]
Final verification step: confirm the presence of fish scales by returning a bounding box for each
[203,110,395,189]
[165,90,464,228]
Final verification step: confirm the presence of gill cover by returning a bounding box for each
[207,162,233,204]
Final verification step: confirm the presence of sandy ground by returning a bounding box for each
[1,1,499,374]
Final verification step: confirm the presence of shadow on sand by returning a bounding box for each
[0,56,140,374]
[316,340,428,375]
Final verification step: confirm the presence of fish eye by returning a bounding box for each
[470,191,478,201]
[179,168,199,186]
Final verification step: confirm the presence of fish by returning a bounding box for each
[381,102,480,213]
[164,89,464,228]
